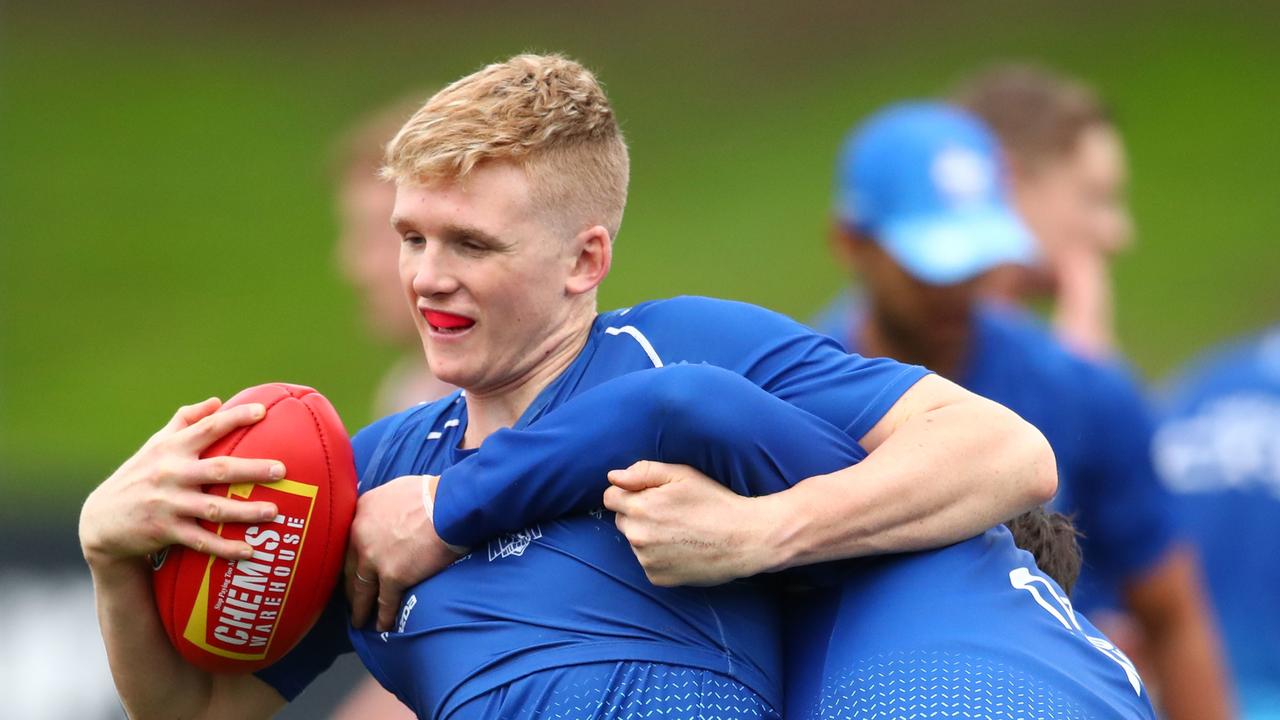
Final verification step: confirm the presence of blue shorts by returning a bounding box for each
[446,662,779,720]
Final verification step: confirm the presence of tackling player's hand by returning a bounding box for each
[78,397,285,573]
[345,474,465,632]
[604,461,772,587]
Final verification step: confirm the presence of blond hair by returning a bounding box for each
[383,54,629,237]
[954,64,1110,173]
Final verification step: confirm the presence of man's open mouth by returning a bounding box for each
[422,309,476,334]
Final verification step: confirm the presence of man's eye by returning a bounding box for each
[403,234,425,246]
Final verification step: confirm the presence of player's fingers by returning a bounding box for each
[173,403,267,452]
[349,570,379,629]
[602,485,634,514]
[171,521,253,561]
[175,493,279,526]
[342,546,359,604]
[156,397,222,437]
[613,512,628,536]
[608,461,678,492]
[345,543,379,628]
[189,456,286,486]
[375,581,406,633]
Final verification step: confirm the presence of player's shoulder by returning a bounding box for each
[353,391,463,446]
[351,391,464,484]
[607,295,812,335]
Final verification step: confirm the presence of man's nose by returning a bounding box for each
[412,244,461,297]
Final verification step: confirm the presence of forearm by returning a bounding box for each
[1146,624,1233,720]
[88,554,284,720]
[436,365,864,546]
[1128,548,1235,720]
[759,396,1056,570]
[88,556,214,720]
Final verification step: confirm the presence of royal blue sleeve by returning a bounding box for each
[435,364,866,547]
[1073,363,1179,596]
[618,297,930,440]
[252,415,399,698]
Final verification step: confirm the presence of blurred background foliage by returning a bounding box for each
[3,0,1279,515]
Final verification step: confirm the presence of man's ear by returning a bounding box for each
[565,224,612,295]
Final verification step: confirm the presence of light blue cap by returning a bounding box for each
[834,102,1037,285]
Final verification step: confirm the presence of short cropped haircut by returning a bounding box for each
[954,64,1110,173]
[383,53,629,238]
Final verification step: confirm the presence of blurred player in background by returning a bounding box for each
[953,64,1131,360]
[810,100,1232,720]
[329,102,435,719]
[1154,324,1280,719]
[81,54,1057,719]
[334,100,455,416]
[955,65,1237,717]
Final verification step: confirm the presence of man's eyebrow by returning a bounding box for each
[387,218,508,249]
[440,224,506,248]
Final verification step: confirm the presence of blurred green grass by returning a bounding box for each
[3,1,1279,513]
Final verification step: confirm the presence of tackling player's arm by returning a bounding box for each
[747,372,1056,569]
[604,371,1056,585]
[79,398,286,720]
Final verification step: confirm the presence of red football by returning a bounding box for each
[151,383,358,673]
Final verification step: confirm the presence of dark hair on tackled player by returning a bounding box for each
[1005,506,1083,595]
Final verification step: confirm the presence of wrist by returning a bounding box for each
[750,492,805,574]
[420,475,469,557]
[84,551,150,585]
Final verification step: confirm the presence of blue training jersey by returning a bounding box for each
[256,296,926,718]
[813,293,1177,614]
[416,362,1156,718]
[1154,326,1280,717]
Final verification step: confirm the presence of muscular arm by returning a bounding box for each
[79,399,286,719]
[759,373,1056,569]
[436,366,1053,563]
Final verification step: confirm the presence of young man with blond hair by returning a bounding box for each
[83,54,1068,718]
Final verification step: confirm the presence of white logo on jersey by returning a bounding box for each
[1009,567,1143,695]
[1154,393,1280,498]
[487,526,543,561]
[396,594,417,633]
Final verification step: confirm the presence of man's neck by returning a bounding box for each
[857,309,970,381]
[460,308,595,449]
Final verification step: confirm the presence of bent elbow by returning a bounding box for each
[1023,421,1058,506]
